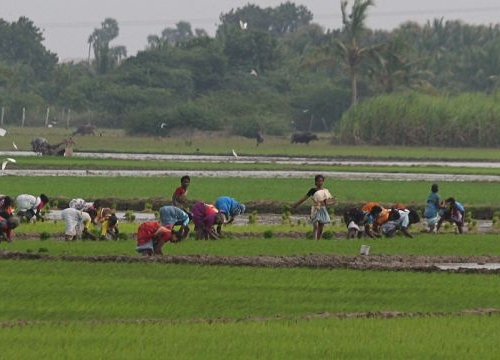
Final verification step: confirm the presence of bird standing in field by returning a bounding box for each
[2,158,16,170]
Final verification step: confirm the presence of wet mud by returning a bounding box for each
[2,250,500,274]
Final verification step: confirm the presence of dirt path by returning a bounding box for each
[2,250,500,273]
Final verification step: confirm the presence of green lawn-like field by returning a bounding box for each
[1,177,500,212]
[2,232,500,257]
[3,126,500,160]
[0,255,499,359]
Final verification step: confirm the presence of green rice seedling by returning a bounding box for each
[2,232,500,257]
[0,315,499,359]
[123,210,135,222]
[1,261,500,328]
[143,202,153,212]
[39,232,51,240]
[465,211,477,232]
[249,211,259,224]
[321,231,333,239]
[263,230,274,239]
[281,210,292,225]
[492,211,500,228]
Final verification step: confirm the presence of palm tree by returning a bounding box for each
[87,18,124,74]
[336,0,375,105]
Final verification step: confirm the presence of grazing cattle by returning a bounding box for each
[73,124,96,136]
[291,132,319,144]
[30,137,68,156]
[31,137,51,155]
[256,130,264,146]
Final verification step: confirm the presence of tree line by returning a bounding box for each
[1,0,500,146]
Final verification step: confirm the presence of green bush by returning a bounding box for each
[39,232,51,240]
[322,231,334,240]
[263,230,274,238]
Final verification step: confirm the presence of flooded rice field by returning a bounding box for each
[3,151,500,181]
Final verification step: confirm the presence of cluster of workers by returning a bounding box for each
[0,175,247,257]
[0,193,120,243]
[0,175,465,255]
[138,175,246,255]
[294,176,466,240]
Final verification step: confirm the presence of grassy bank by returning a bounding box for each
[4,126,500,160]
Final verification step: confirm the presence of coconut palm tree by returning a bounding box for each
[336,0,375,105]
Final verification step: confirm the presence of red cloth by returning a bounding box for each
[173,187,187,197]
[137,221,172,245]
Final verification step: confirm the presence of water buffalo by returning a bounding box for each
[73,124,96,136]
[291,132,319,144]
[31,137,68,156]
[256,130,264,146]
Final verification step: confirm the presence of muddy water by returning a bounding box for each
[3,151,500,181]
[3,169,500,182]
[44,211,309,226]
[435,263,500,270]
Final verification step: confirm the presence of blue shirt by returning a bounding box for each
[215,196,239,216]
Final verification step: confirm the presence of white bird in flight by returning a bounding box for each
[239,20,248,30]
[232,149,238,158]
[2,157,16,170]
[250,68,258,76]
[12,142,18,150]
[160,122,167,129]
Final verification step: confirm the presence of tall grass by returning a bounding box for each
[337,91,500,147]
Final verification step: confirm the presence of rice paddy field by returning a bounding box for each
[1,127,500,359]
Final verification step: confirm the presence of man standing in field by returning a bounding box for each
[292,174,336,240]
[423,183,442,233]
[172,175,190,212]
